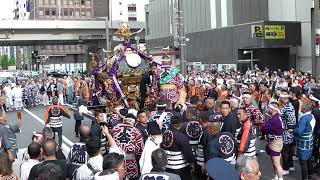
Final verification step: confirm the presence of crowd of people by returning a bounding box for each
[0,65,319,180]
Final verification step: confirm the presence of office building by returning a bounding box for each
[145,0,314,74]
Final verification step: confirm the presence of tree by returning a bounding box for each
[9,57,16,66]
[1,54,9,70]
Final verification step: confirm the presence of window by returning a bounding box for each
[128,4,136,11]
[128,17,137,21]
[69,0,73,5]
[70,9,74,16]
[81,11,86,16]
[86,10,91,16]
[81,0,85,5]
[51,0,56,5]
[86,0,91,6]
[38,0,43,5]
[52,10,56,16]
[39,10,44,16]
[74,0,80,5]
[64,9,68,16]
[63,0,68,5]
[44,0,49,5]
[75,10,80,16]
[45,10,50,15]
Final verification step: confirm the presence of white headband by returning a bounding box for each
[309,94,320,102]
[269,104,280,113]
[156,104,166,107]
[242,94,251,99]
[279,94,290,98]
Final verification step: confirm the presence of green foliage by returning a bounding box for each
[9,57,16,66]
[1,55,9,70]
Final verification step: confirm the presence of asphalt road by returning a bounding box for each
[6,105,302,180]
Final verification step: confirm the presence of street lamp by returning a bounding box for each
[243,50,254,70]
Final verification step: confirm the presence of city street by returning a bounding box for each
[7,105,301,180]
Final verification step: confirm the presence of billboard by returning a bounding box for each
[26,0,31,12]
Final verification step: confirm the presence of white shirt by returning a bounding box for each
[139,137,161,175]
[94,172,119,180]
[3,86,12,98]
[20,159,40,180]
[13,87,23,101]
[75,154,103,180]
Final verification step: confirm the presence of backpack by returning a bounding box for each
[72,162,99,180]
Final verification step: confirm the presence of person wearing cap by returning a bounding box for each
[111,113,144,180]
[139,148,181,180]
[139,120,163,175]
[205,113,236,165]
[294,99,316,180]
[261,102,284,180]
[161,115,195,180]
[279,90,296,175]
[237,107,256,157]
[44,96,70,147]
[149,99,173,132]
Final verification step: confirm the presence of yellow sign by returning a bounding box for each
[264,25,286,40]
[251,25,263,38]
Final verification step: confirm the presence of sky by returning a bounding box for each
[0,0,14,20]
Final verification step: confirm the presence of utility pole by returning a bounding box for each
[312,0,319,78]
[177,0,187,78]
[105,17,110,52]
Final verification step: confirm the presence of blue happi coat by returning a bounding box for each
[294,112,316,160]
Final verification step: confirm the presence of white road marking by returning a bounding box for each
[23,108,73,153]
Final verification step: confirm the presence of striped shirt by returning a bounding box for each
[44,105,70,128]
[238,120,256,157]
[281,101,296,144]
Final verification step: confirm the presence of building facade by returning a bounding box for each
[145,0,314,74]
[14,0,31,20]
[29,0,94,20]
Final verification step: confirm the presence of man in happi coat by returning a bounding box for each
[111,114,144,180]
[158,55,185,107]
